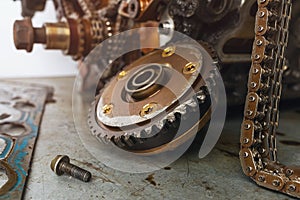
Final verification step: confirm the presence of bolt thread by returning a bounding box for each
[59,163,92,182]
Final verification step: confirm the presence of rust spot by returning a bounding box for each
[145,174,157,186]
[280,140,300,146]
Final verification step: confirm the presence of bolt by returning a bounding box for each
[102,104,113,115]
[140,103,158,117]
[13,18,46,52]
[50,155,92,182]
[162,46,176,58]
[118,71,128,80]
[183,62,199,75]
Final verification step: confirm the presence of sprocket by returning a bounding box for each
[88,42,216,152]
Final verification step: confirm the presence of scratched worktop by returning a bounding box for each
[9,77,299,200]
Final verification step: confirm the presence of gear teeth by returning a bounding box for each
[151,125,160,137]
[156,121,164,130]
[86,42,215,150]
[166,115,176,123]
[73,19,85,60]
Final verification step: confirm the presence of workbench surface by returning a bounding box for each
[10,77,299,200]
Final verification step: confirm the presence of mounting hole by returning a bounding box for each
[14,101,35,112]
[0,123,27,137]
[0,114,11,121]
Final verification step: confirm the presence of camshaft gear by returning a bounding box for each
[88,43,215,152]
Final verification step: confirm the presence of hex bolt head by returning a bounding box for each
[50,155,92,182]
[13,18,34,52]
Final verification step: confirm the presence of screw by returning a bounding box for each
[118,71,128,80]
[50,155,92,182]
[102,104,113,115]
[140,102,158,117]
[162,46,176,57]
[183,62,200,75]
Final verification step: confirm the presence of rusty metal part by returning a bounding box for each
[20,0,47,17]
[0,81,53,199]
[240,0,300,198]
[13,18,45,52]
[13,16,116,60]
[50,155,92,182]
[118,0,168,21]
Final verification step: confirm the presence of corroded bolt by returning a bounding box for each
[50,155,92,182]
[13,18,46,52]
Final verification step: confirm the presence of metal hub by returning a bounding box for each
[89,44,213,152]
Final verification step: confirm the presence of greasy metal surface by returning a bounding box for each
[11,77,299,200]
[0,81,53,199]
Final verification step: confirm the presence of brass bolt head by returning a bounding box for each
[50,155,70,176]
[162,46,176,58]
[183,62,199,74]
[102,104,113,115]
[140,103,158,117]
[13,18,34,52]
[118,71,128,80]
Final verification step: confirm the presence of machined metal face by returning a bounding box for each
[87,43,213,152]
[96,47,203,128]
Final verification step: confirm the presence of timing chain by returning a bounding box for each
[240,0,300,198]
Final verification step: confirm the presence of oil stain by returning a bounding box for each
[145,174,157,186]
[280,140,300,146]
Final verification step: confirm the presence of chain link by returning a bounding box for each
[240,0,300,198]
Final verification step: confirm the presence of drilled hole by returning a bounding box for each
[0,123,27,137]
[0,114,10,120]
[14,101,35,112]
[0,168,8,189]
